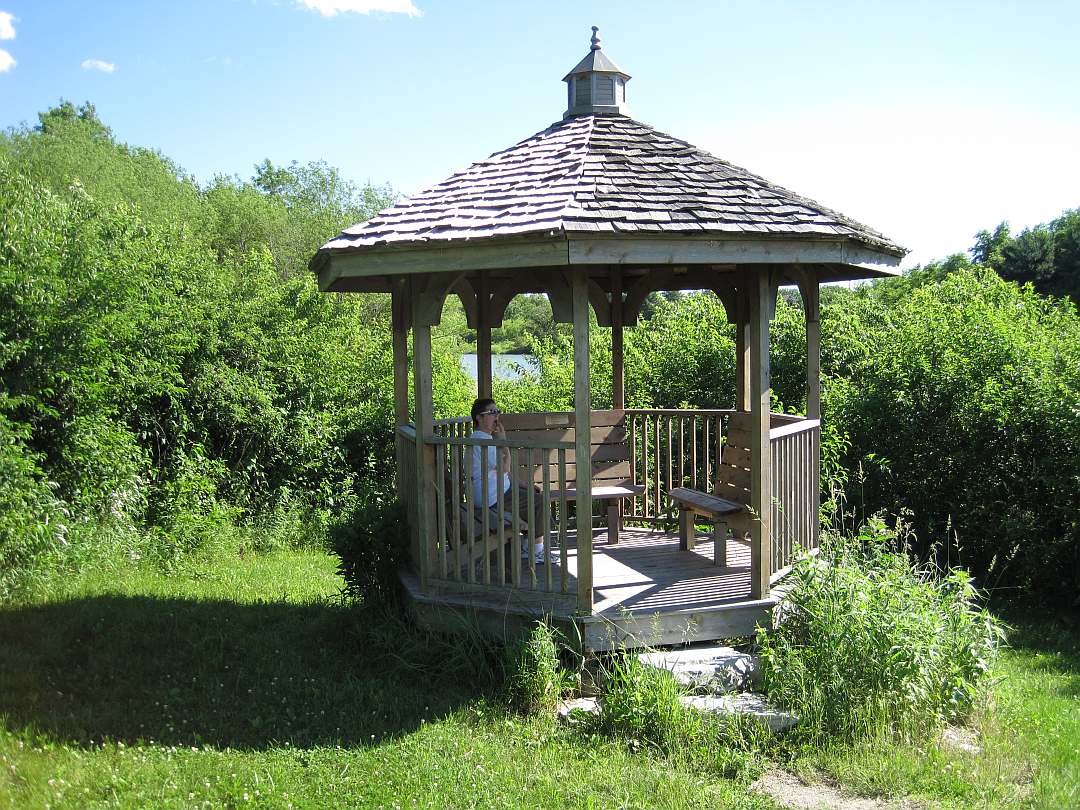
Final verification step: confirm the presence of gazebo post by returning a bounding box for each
[611,267,625,410]
[391,279,411,501]
[411,281,436,589]
[800,278,821,420]
[572,268,593,613]
[799,275,822,550]
[735,284,751,412]
[476,272,493,398]
[749,271,775,599]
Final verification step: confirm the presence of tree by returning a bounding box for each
[970,222,1010,269]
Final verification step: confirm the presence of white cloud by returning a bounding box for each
[298,0,421,17]
[0,48,13,72]
[0,11,15,40]
[81,58,116,73]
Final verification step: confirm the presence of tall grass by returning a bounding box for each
[756,516,1005,743]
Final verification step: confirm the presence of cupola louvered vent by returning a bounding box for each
[562,27,631,119]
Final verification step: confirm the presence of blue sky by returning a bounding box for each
[1,0,1078,267]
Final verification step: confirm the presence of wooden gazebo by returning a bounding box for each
[311,29,905,650]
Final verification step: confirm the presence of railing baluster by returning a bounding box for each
[464,440,475,584]
[496,443,507,586]
[673,419,682,488]
[542,450,552,592]
[510,447,521,587]
[481,440,491,585]
[642,413,651,519]
[654,414,661,517]
[691,421,699,492]
[436,445,447,579]
[665,416,673,513]
[559,448,568,594]
[629,413,638,519]
[450,444,461,580]
[527,449,537,588]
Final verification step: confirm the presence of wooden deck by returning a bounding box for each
[402,526,778,651]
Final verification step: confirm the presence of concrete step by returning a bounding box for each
[637,645,759,692]
[680,693,798,733]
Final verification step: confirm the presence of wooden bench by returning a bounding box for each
[668,411,755,566]
[501,409,644,544]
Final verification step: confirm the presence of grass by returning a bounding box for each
[0,549,778,809]
[1,543,1077,809]
[791,610,1080,809]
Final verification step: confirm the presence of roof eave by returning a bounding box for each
[313,231,904,292]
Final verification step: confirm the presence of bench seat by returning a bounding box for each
[549,483,645,545]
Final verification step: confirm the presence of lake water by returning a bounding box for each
[460,353,537,383]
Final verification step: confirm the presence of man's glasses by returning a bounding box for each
[478,408,501,417]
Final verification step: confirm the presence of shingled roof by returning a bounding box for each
[313,113,905,270]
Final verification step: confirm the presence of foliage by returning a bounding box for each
[829,266,1080,603]
[971,209,1080,304]
[503,621,573,715]
[0,104,433,594]
[0,411,68,599]
[331,496,409,607]
[757,517,1005,742]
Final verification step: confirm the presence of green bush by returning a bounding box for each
[332,496,410,606]
[503,621,572,715]
[0,411,68,599]
[827,267,1080,604]
[756,516,1005,742]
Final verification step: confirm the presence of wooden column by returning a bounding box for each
[391,280,411,502]
[476,273,493,398]
[412,282,436,590]
[801,279,821,419]
[572,268,593,613]
[611,267,625,410]
[749,271,774,600]
[735,285,751,412]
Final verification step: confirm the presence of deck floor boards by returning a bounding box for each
[424,526,755,617]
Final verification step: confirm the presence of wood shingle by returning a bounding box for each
[315,114,903,268]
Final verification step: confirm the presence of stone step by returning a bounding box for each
[680,693,798,733]
[637,645,759,692]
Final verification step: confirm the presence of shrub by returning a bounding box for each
[503,621,572,714]
[826,267,1080,604]
[756,516,1005,742]
[332,495,410,606]
[0,411,68,599]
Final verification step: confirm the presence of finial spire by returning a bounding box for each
[590,26,601,51]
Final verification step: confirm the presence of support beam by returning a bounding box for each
[735,285,751,412]
[799,277,821,419]
[392,280,411,502]
[572,268,593,613]
[412,284,436,590]
[749,271,775,600]
[611,267,625,410]
[476,273,492,398]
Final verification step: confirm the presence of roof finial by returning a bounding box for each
[590,26,601,50]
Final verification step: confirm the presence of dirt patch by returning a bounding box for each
[752,770,924,810]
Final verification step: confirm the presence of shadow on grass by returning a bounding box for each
[994,605,1080,697]
[0,594,496,750]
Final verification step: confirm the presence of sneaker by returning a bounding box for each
[534,550,558,566]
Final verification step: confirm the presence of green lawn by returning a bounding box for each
[1,548,1076,809]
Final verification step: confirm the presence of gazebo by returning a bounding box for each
[311,29,905,650]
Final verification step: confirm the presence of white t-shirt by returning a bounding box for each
[470,430,511,507]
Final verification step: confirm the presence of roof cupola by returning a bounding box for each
[562,27,631,119]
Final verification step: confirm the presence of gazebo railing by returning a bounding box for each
[624,409,733,523]
[625,408,821,579]
[400,408,821,606]
[769,417,821,582]
[401,421,579,603]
